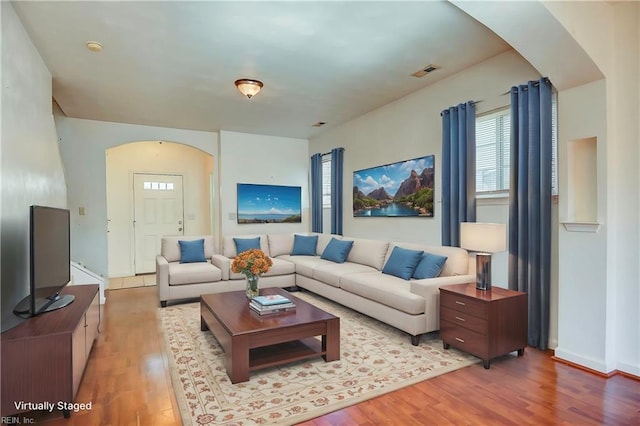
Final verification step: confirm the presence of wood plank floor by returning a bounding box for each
[36,286,638,425]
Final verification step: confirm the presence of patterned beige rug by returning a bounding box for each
[158,291,479,425]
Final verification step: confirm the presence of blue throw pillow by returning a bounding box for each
[291,234,318,256]
[320,238,354,263]
[382,246,424,280]
[412,252,448,279]
[179,239,206,263]
[234,237,261,254]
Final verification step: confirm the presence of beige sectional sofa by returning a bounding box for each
[210,232,474,345]
[157,232,474,344]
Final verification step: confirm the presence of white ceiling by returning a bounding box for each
[13,1,512,139]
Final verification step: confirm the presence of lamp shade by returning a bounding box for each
[234,79,263,99]
[460,222,507,253]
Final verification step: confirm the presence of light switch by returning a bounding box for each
[79,207,85,216]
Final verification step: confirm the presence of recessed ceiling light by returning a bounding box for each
[86,41,103,52]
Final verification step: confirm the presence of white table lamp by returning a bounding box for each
[460,222,507,290]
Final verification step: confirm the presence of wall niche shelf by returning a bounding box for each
[561,221,601,233]
[566,136,598,226]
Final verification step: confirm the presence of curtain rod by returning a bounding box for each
[320,148,345,156]
[503,77,552,95]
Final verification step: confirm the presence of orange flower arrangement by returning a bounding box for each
[231,248,273,278]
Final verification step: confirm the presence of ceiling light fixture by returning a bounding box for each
[85,41,103,52]
[234,79,263,99]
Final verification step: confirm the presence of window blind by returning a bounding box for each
[322,154,331,207]
[475,94,557,195]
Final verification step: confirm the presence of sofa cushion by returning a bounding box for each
[382,246,423,280]
[168,262,222,285]
[388,242,470,277]
[162,235,216,263]
[321,238,353,263]
[223,234,269,258]
[230,257,295,280]
[413,252,448,279]
[313,262,377,288]
[340,272,426,315]
[315,233,341,255]
[277,255,333,278]
[346,238,390,270]
[267,233,294,257]
[291,234,318,256]
[234,236,261,254]
[178,239,206,263]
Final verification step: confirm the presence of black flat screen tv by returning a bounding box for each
[13,205,75,316]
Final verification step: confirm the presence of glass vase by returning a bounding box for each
[245,275,259,299]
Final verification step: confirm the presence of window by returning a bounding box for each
[143,181,175,191]
[475,94,558,195]
[476,108,510,193]
[322,154,331,208]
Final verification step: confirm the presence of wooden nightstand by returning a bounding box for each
[439,283,527,369]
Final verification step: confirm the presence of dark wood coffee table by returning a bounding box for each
[200,288,340,384]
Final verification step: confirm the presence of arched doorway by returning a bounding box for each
[106,140,214,280]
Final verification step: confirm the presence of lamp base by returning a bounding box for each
[475,253,492,291]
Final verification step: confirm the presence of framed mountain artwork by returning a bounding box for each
[353,155,434,217]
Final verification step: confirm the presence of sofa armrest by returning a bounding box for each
[410,274,474,332]
[156,255,170,302]
[211,254,231,280]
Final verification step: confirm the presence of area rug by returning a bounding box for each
[158,291,479,425]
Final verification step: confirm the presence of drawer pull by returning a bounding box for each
[455,301,466,306]
[455,316,466,322]
[455,337,465,343]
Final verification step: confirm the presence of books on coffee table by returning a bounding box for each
[249,302,296,315]
[252,294,293,306]
[250,294,296,315]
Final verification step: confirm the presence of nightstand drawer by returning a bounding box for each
[441,306,487,335]
[440,320,488,358]
[440,291,487,318]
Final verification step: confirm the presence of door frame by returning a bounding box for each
[129,171,185,275]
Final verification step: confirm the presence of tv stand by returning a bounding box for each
[42,294,75,313]
[13,293,75,315]
[1,285,99,417]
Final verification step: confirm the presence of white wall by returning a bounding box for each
[555,80,610,371]
[545,1,640,376]
[106,141,214,277]
[54,117,218,279]
[219,131,309,240]
[0,3,68,331]
[310,50,541,245]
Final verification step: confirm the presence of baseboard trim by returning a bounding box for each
[616,369,640,381]
[551,355,615,378]
[551,353,640,381]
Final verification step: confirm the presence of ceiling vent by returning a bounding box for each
[312,121,327,127]
[411,64,439,78]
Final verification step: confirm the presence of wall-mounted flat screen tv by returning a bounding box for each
[237,183,302,224]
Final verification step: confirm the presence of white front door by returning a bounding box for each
[133,173,184,274]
